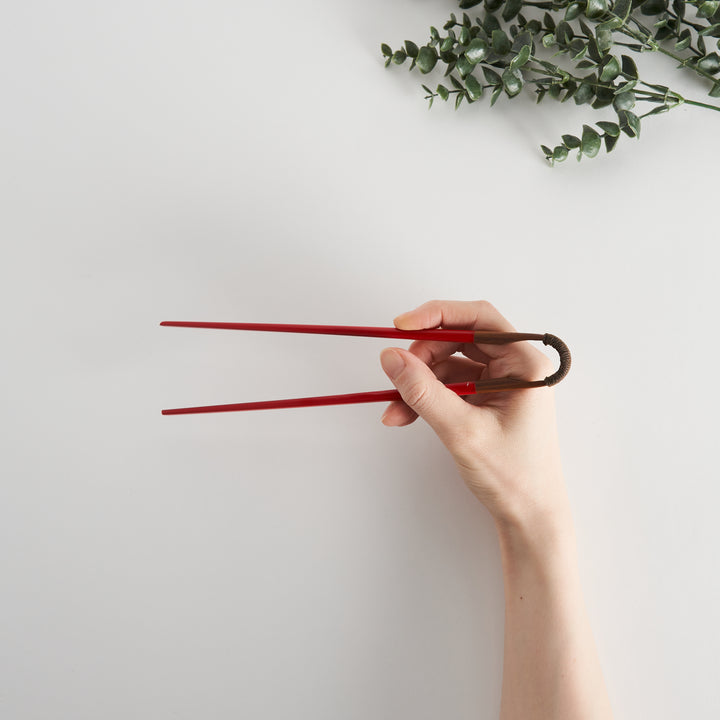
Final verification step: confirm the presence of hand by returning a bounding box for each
[380,300,572,534]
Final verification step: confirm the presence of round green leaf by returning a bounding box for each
[562,134,582,148]
[392,50,407,65]
[512,44,532,69]
[613,91,636,111]
[698,52,720,74]
[502,67,523,97]
[416,46,438,74]
[585,0,608,19]
[599,56,621,82]
[596,120,620,137]
[553,145,569,162]
[465,38,489,64]
[464,74,484,100]
[581,125,601,157]
[492,29,511,56]
[404,40,419,58]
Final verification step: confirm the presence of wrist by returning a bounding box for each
[494,497,577,573]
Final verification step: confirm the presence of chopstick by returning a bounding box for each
[159,321,544,345]
[161,382,479,415]
[160,322,571,415]
[159,321,478,343]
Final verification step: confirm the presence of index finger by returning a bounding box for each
[394,300,516,333]
[394,300,549,376]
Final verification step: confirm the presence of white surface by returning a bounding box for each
[1,1,719,718]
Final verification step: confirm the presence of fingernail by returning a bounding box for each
[380,348,405,380]
[380,408,391,425]
[393,312,411,328]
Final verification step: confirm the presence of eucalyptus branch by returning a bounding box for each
[382,0,720,165]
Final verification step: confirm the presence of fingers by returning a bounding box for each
[394,299,516,333]
[381,356,487,426]
[395,299,553,380]
[379,349,477,437]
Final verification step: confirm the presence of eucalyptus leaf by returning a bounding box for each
[465,37,489,63]
[465,73,484,99]
[416,46,438,73]
[581,125,602,157]
[383,0,720,165]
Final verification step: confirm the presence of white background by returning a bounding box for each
[1,1,718,718]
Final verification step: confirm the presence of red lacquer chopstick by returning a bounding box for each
[160,322,571,415]
[159,321,478,343]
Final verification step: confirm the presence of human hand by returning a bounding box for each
[380,300,572,534]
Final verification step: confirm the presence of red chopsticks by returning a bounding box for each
[159,321,477,343]
[160,322,571,415]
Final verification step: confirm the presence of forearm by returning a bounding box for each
[495,506,613,720]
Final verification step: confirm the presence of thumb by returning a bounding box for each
[380,348,470,441]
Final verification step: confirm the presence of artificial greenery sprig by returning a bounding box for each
[382,0,720,163]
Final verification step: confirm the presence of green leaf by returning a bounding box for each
[604,134,620,152]
[556,21,574,45]
[586,0,609,19]
[421,84,433,95]
[700,23,720,37]
[502,67,523,96]
[570,38,588,60]
[416,46,438,74]
[543,12,556,30]
[574,82,595,105]
[614,79,638,93]
[565,3,583,21]
[511,44,532,69]
[596,23,615,52]
[483,67,502,85]
[540,144,553,157]
[542,33,556,48]
[459,26,471,45]
[490,84,503,106]
[562,134,582,148]
[381,44,393,58]
[640,0,668,14]
[599,56,621,82]
[621,55,639,78]
[644,104,670,116]
[675,29,692,51]
[405,40,419,58]
[502,0,523,21]
[455,92,464,110]
[581,125,602,157]
[392,50,407,65]
[437,84,450,100]
[710,81,720,97]
[596,120,620,136]
[698,1,720,18]
[440,36,455,53]
[458,0,482,7]
[465,38,489,63]
[553,145,569,161]
[492,29,511,55]
[618,109,641,137]
[464,73,484,100]
[613,91,636,110]
[613,0,632,21]
[698,53,720,74]
[456,54,474,78]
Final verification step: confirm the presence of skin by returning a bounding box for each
[379,300,613,720]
